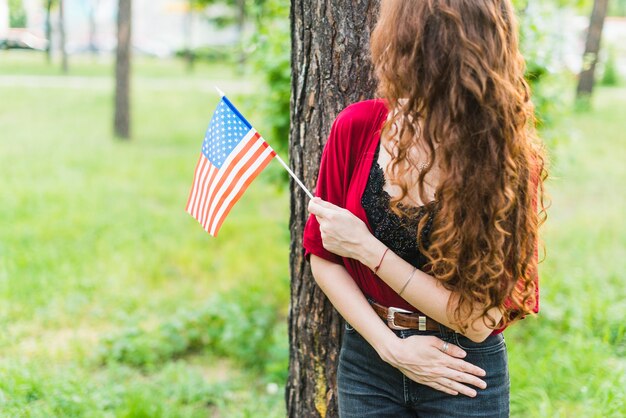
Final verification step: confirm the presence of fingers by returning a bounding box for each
[449,357,486,378]
[312,197,336,208]
[307,197,334,218]
[444,368,487,390]
[308,198,346,224]
[405,370,484,398]
[402,370,480,398]
[435,377,477,398]
[427,381,459,396]
[441,342,466,359]
[429,337,486,377]
[427,337,488,392]
[430,336,466,358]
[307,197,327,218]
[436,342,487,390]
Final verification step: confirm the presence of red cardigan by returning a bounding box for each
[302,99,539,334]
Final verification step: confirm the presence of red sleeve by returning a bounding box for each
[302,112,353,265]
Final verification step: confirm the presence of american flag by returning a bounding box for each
[186,96,276,236]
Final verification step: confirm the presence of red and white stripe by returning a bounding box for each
[185,129,275,236]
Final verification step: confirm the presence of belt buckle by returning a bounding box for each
[386,306,414,330]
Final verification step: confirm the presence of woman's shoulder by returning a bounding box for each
[323,98,388,161]
[335,98,389,127]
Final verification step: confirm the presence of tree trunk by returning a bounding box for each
[59,0,68,73]
[88,0,100,54]
[114,0,131,139]
[184,0,194,72]
[576,0,609,99]
[287,1,380,416]
[235,0,245,70]
[45,0,52,63]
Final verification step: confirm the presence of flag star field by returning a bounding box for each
[202,100,251,168]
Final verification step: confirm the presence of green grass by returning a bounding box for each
[0,50,624,416]
[507,86,626,417]
[0,51,288,417]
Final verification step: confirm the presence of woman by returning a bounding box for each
[303,0,547,417]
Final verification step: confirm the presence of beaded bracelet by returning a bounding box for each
[373,247,389,275]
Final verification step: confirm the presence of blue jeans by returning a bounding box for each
[337,315,510,417]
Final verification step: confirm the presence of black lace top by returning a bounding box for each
[361,140,435,270]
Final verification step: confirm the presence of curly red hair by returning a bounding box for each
[370,0,548,330]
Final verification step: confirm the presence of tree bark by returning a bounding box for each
[287,1,380,416]
[114,0,131,139]
[576,0,609,99]
[59,0,68,73]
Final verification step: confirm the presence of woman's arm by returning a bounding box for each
[359,235,501,342]
[308,197,501,343]
[310,254,487,397]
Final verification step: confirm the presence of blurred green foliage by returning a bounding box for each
[179,0,291,160]
[609,0,626,16]
[8,0,27,28]
[246,0,291,157]
[193,0,268,28]
[174,44,236,62]
[100,283,288,382]
[514,0,626,15]
[511,2,577,129]
[0,360,284,417]
[601,47,620,86]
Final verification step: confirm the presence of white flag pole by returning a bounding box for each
[214,86,315,200]
[273,154,315,200]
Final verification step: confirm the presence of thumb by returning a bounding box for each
[314,197,339,210]
[308,198,328,217]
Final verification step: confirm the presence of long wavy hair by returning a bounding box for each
[370,0,548,330]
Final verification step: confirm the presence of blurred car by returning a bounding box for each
[0,28,48,51]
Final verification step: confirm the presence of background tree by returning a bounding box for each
[59,0,67,73]
[114,0,131,139]
[44,0,53,63]
[86,0,101,53]
[184,0,194,71]
[287,0,380,416]
[234,0,245,66]
[245,0,289,159]
[196,0,251,34]
[576,0,609,101]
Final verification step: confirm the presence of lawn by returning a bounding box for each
[506,85,626,417]
[1,51,288,417]
[0,50,624,417]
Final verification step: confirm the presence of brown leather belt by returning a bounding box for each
[369,300,442,331]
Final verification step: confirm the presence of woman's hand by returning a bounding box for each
[379,335,487,397]
[307,197,373,260]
